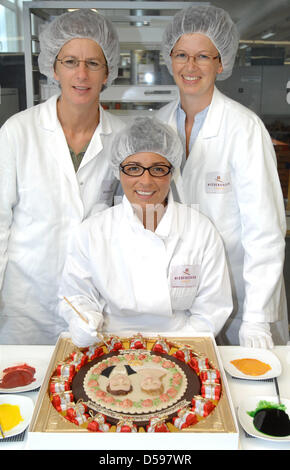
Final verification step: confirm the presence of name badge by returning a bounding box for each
[171,265,200,288]
[205,172,232,193]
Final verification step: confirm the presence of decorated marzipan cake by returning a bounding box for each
[49,335,222,432]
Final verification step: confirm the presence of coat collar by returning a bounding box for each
[200,86,225,138]
[121,190,176,239]
[38,94,114,171]
[167,86,225,139]
[38,94,61,131]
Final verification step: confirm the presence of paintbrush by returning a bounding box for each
[63,296,109,348]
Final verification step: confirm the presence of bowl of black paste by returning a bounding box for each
[248,400,290,437]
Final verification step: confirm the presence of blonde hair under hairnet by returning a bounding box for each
[162,5,239,81]
[111,117,183,179]
[38,9,120,85]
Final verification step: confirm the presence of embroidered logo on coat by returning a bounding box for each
[205,172,232,193]
[171,265,200,288]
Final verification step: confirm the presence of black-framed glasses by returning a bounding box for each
[120,163,172,177]
[170,50,220,66]
[56,56,107,71]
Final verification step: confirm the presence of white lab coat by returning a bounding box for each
[156,87,288,345]
[0,94,125,344]
[59,193,233,337]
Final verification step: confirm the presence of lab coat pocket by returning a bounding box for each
[170,286,198,310]
[18,183,60,222]
[170,265,200,310]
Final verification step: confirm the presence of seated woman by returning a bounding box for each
[59,117,233,347]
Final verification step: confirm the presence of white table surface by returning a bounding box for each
[1,344,290,451]
[219,345,290,450]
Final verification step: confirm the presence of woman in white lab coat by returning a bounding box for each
[59,117,233,348]
[0,9,125,344]
[156,5,288,347]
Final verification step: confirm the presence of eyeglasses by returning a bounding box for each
[170,50,220,66]
[120,163,172,177]
[56,56,107,71]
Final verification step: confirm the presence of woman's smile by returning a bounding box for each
[135,189,156,199]
[181,74,202,86]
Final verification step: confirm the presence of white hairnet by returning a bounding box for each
[38,9,119,85]
[111,117,183,179]
[161,5,239,80]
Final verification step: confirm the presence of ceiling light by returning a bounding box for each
[144,72,154,84]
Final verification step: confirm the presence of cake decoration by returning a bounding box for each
[49,376,71,394]
[173,345,193,363]
[172,407,198,429]
[87,413,111,432]
[49,335,222,432]
[152,337,170,354]
[201,382,221,400]
[146,416,170,432]
[107,337,123,352]
[116,418,138,433]
[191,396,215,417]
[130,335,146,350]
[66,401,89,426]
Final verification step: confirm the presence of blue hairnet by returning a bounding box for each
[111,117,183,179]
[38,9,119,85]
[161,5,239,81]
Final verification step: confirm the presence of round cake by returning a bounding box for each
[49,335,222,432]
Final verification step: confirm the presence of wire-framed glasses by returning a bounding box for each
[55,56,107,71]
[120,163,172,177]
[170,50,220,66]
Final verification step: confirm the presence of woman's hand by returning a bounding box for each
[69,311,103,347]
[239,321,274,349]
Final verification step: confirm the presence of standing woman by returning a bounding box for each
[0,9,124,344]
[157,5,288,347]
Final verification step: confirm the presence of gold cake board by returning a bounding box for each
[29,333,237,434]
